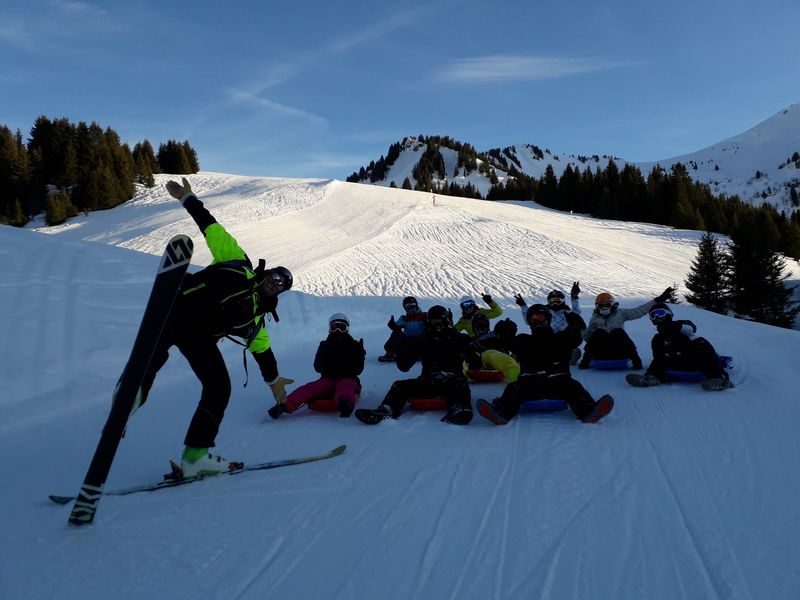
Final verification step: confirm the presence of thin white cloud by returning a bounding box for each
[226,89,328,128]
[328,9,429,54]
[434,55,636,83]
[50,0,109,18]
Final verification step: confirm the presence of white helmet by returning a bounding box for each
[328,312,349,333]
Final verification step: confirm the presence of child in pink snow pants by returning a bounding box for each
[268,313,365,419]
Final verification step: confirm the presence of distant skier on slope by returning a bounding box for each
[268,313,366,418]
[355,305,482,425]
[578,287,673,369]
[626,303,734,391]
[477,304,614,425]
[454,293,503,337]
[137,177,294,477]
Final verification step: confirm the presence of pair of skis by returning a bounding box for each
[59,235,345,525]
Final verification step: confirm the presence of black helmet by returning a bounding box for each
[526,303,551,326]
[262,265,293,293]
[471,313,490,336]
[547,290,566,307]
[402,296,419,311]
[427,305,450,332]
[494,318,518,340]
[649,302,673,324]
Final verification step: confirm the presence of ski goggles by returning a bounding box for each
[460,299,477,311]
[528,312,549,324]
[547,296,565,306]
[265,268,292,291]
[649,307,671,322]
[329,320,349,333]
[403,299,418,311]
[428,316,448,329]
[595,301,613,310]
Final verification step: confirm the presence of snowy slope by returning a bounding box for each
[358,103,800,208]
[3,173,800,600]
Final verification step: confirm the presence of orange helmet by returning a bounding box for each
[595,292,615,305]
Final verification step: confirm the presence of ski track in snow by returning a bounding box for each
[3,172,800,600]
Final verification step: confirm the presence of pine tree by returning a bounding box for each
[727,213,800,328]
[684,232,728,313]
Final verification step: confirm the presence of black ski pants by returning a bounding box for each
[140,315,232,449]
[494,372,596,420]
[584,328,640,362]
[382,375,471,417]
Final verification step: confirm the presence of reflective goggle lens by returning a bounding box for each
[429,317,447,328]
[403,301,418,310]
[529,312,548,323]
[649,308,670,321]
[329,320,348,333]
[596,302,612,310]
[547,297,563,306]
[460,300,476,311]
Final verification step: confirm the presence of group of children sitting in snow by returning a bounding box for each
[266,285,733,427]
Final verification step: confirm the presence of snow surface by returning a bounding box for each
[3,173,800,600]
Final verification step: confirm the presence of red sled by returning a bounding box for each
[467,369,505,383]
[308,394,361,412]
[408,396,448,411]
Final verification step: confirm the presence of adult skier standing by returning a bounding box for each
[138,178,294,477]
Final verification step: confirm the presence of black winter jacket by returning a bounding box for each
[396,327,480,378]
[313,332,366,380]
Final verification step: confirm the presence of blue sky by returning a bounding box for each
[1,0,798,180]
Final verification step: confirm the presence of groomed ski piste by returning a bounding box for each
[2,173,800,600]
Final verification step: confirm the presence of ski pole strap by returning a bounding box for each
[222,335,251,388]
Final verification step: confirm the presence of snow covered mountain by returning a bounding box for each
[3,174,800,599]
[351,103,800,209]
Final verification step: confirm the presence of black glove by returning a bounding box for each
[388,316,401,332]
[481,293,493,305]
[571,281,580,299]
[447,308,453,323]
[514,293,526,307]
[359,338,364,347]
[654,287,674,303]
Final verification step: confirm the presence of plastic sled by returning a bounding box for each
[308,393,361,412]
[408,396,447,411]
[467,369,505,383]
[663,370,705,382]
[521,399,568,412]
[664,356,734,383]
[590,358,630,370]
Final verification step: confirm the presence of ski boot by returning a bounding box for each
[355,404,392,425]
[582,394,614,424]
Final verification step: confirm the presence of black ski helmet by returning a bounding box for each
[260,265,293,293]
[547,290,566,307]
[402,296,419,311]
[471,313,490,336]
[427,305,450,332]
[526,303,551,326]
[494,318,518,340]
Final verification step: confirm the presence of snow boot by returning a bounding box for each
[181,448,243,478]
[441,405,473,425]
[355,404,392,425]
[267,403,288,419]
[476,399,509,425]
[378,352,396,363]
[701,377,735,392]
[582,394,614,424]
[626,373,661,387]
[338,397,353,418]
